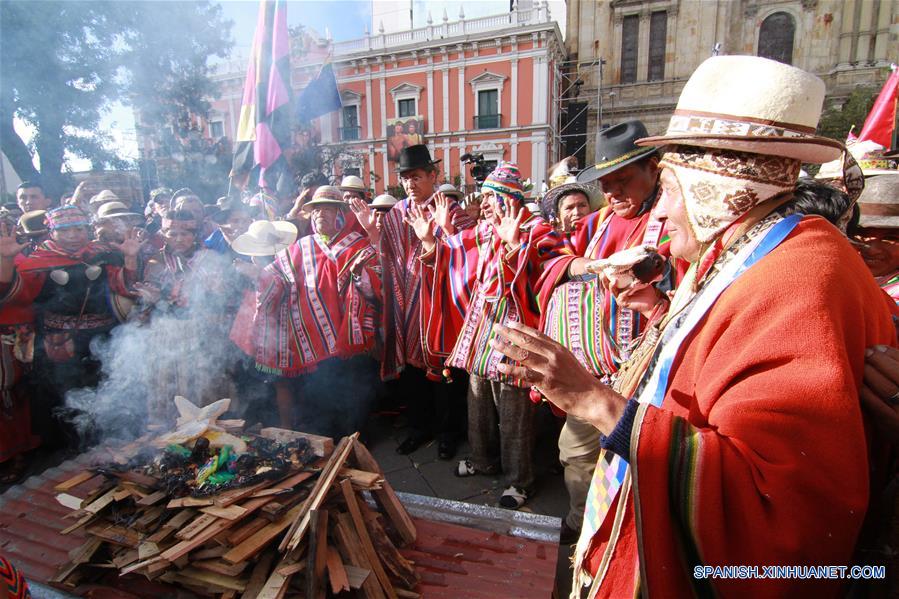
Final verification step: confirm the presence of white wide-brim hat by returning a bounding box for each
[371,193,398,211]
[857,175,899,229]
[338,175,366,192]
[636,55,843,164]
[232,220,298,256]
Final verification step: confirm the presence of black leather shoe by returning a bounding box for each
[437,437,457,460]
[396,433,429,455]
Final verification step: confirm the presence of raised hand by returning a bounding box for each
[403,201,436,248]
[349,197,378,237]
[0,221,26,259]
[430,193,455,236]
[110,227,143,259]
[493,201,525,247]
[489,322,627,433]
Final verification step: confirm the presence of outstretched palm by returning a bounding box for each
[349,197,378,235]
[430,193,455,235]
[110,228,143,258]
[0,222,26,258]
[492,202,525,247]
[404,202,435,245]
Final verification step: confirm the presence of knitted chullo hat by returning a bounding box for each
[481,162,526,206]
[46,206,90,230]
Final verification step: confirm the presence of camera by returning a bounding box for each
[460,152,489,186]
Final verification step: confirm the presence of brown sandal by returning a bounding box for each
[0,454,28,485]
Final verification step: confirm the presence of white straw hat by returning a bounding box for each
[636,55,843,164]
[338,175,366,192]
[371,193,398,211]
[231,220,298,256]
[817,140,899,179]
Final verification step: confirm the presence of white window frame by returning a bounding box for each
[208,119,225,139]
[469,71,507,128]
[389,83,423,119]
[339,90,363,140]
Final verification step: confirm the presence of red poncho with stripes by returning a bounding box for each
[420,214,568,385]
[583,218,897,598]
[378,198,476,379]
[535,207,677,379]
[244,222,381,377]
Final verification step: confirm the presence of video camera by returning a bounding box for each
[460,152,489,185]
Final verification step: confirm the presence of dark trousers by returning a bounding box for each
[400,366,466,442]
[468,374,537,491]
[292,355,380,440]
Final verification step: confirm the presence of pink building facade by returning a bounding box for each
[204,3,565,195]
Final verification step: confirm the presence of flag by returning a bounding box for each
[230,0,292,194]
[296,60,342,124]
[856,66,899,148]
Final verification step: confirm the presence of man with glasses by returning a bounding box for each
[352,144,476,459]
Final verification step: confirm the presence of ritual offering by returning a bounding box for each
[585,244,666,290]
[50,397,420,598]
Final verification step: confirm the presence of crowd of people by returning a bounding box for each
[1,54,899,596]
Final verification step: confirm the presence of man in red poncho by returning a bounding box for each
[490,55,897,597]
[351,144,476,458]
[240,186,381,439]
[408,162,567,508]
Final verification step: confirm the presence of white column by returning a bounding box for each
[511,132,518,163]
[379,74,387,140]
[365,76,373,140]
[426,69,434,133]
[458,66,466,132]
[531,58,540,124]
[530,134,540,187]
[534,132,547,189]
[382,144,390,190]
[442,67,450,132]
[322,113,333,143]
[368,143,376,190]
[510,58,519,127]
[443,139,451,180]
[228,97,236,138]
[537,56,549,124]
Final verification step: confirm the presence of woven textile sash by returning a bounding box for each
[572,214,802,595]
[614,216,664,360]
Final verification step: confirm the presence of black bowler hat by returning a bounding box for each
[396,144,441,174]
[577,120,658,184]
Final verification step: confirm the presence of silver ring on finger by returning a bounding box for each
[889,391,899,405]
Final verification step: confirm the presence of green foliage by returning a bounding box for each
[816,85,879,142]
[0,1,233,197]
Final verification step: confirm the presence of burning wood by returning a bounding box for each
[51,425,420,598]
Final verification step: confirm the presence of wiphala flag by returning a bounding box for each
[230,0,292,195]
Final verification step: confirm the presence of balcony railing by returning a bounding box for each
[330,2,553,57]
[338,126,361,141]
[473,114,501,130]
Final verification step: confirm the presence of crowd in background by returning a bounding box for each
[1,59,899,599]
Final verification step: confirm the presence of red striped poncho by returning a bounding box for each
[536,206,678,379]
[583,218,897,597]
[379,197,476,379]
[420,213,568,386]
[244,222,381,377]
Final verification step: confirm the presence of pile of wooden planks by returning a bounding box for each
[52,429,421,598]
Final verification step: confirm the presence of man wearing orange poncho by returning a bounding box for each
[490,55,896,597]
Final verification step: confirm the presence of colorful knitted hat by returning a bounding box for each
[46,206,90,230]
[481,162,525,206]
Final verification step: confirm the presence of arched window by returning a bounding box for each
[758,12,795,65]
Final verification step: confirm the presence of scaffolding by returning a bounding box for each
[551,56,607,171]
